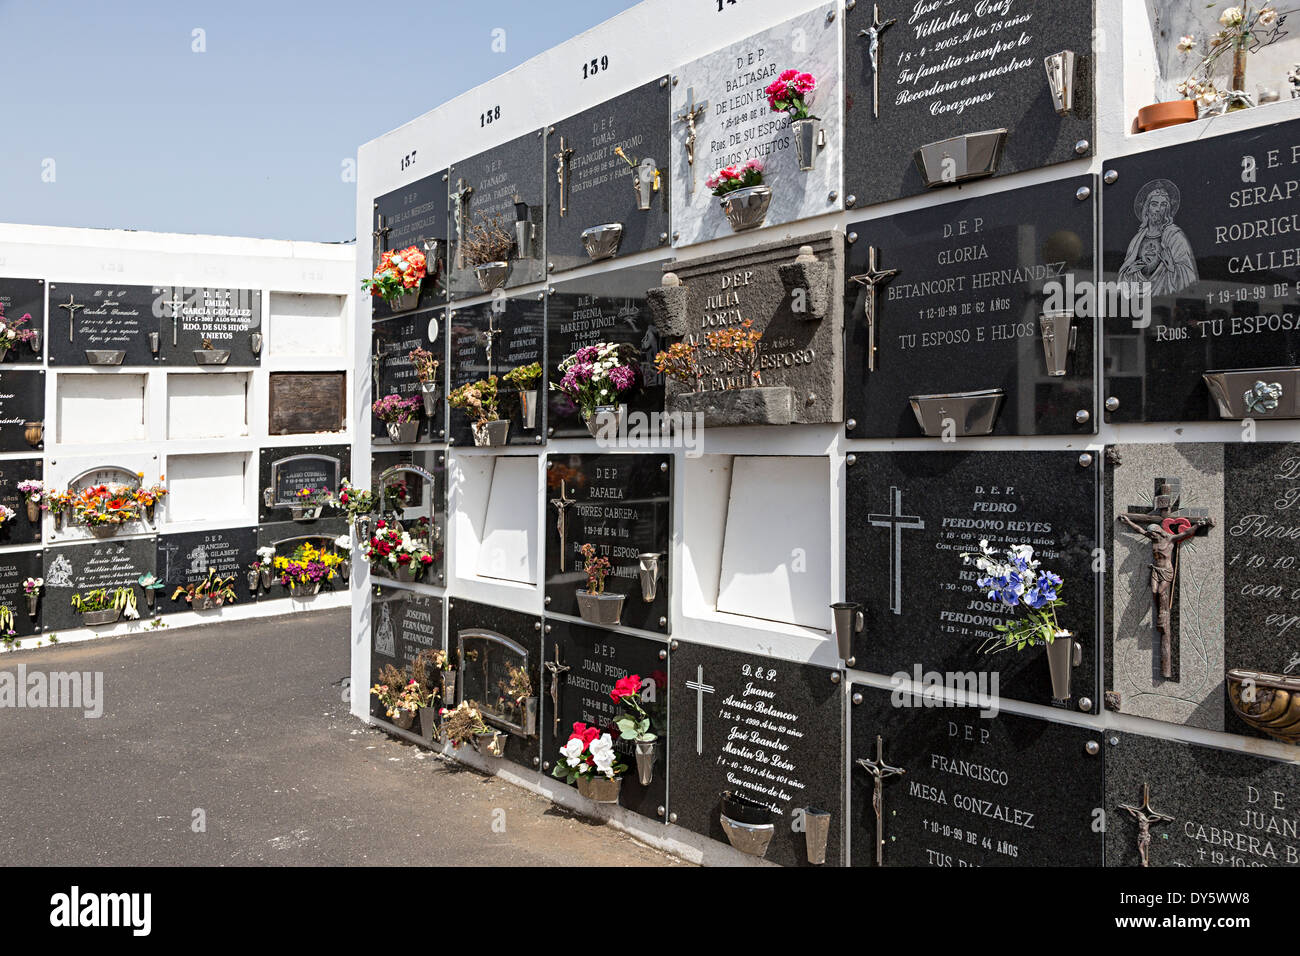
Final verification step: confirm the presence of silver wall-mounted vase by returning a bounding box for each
[471,419,511,447]
[1044,50,1077,115]
[1045,631,1082,702]
[148,332,160,356]
[914,129,1008,188]
[478,730,507,757]
[583,403,625,439]
[84,349,126,366]
[720,185,772,232]
[250,332,263,355]
[576,590,625,627]
[1203,367,1300,419]
[419,381,440,417]
[30,331,40,354]
[354,515,371,547]
[442,671,457,706]
[576,774,623,804]
[635,738,657,786]
[339,560,351,581]
[386,419,419,443]
[474,261,510,293]
[791,117,823,171]
[909,388,1005,437]
[1227,669,1300,743]
[518,389,538,429]
[26,593,38,618]
[422,238,442,276]
[386,290,421,313]
[581,223,624,261]
[419,706,440,743]
[829,602,864,663]
[803,808,831,865]
[193,349,231,366]
[634,158,658,211]
[720,792,775,857]
[246,570,260,593]
[514,219,537,260]
[259,566,273,589]
[637,552,662,603]
[1039,311,1077,377]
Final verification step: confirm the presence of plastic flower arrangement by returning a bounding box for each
[552,721,627,783]
[0,304,37,358]
[362,245,426,303]
[611,673,658,745]
[0,604,14,639]
[371,393,421,425]
[579,543,612,595]
[273,541,343,588]
[132,476,168,510]
[0,504,15,526]
[551,343,640,421]
[705,158,764,198]
[71,485,140,526]
[371,665,432,722]
[765,68,818,119]
[363,519,435,578]
[16,479,43,505]
[292,486,331,509]
[448,375,502,426]
[408,348,439,384]
[22,577,42,596]
[331,478,374,519]
[961,541,1066,653]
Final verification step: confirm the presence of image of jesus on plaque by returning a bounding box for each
[1118,179,1198,297]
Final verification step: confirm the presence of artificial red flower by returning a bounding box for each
[610,674,641,702]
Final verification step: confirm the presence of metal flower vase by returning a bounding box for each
[791,117,823,171]
[720,185,772,232]
[635,738,657,786]
[1045,630,1081,701]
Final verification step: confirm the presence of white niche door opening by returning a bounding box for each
[474,456,538,585]
[715,456,831,629]
[165,452,250,524]
[167,372,250,440]
[57,374,147,445]
[268,292,347,357]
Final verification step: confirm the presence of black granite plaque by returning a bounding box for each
[850,683,1102,866]
[371,170,449,319]
[545,81,672,274]
[0,549,44,639]
[547,263,667,438]
[371,450,446,586]
[447,297,545,446]
[845,176,1096,438]
[667,640,844,867]
[0,278,45,366]
[0,457,42,547]
[371,588,445,721]
[156,286,261,366]
[545,453,670,634]
[42,537,156,630]
[846,449,1099,712]
[1103,119,1300,423]
[46,283,159,366]
[843,0,1095,209]
[448,131,546,298]
[155,527,259,616]
[372,310,446,444]
[255,518,349,603]
[540,619,668,819]
[257,444,349,522]
[0,370,45,453]
[1106,730,1300,867]
[447,598,542,772]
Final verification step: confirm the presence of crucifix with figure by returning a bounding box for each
[451,178,473,269]
[673,87,709,195]
[543,642,570,736]
[684,665,714,755]
[550,479,576,572]
[553,137,573,218]
[848,246,899,372]
[371,212,391,268]
[163,290,185,347]
[1117,477,1213,680]
[856,735,905,866]
[869,486,925,615]
[857,3,896,119]
[58,294,84,344]
[1118,783,1173,867]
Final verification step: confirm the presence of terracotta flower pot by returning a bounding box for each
[1136,100,1199,133]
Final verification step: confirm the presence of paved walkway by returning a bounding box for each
[0,608,679,866]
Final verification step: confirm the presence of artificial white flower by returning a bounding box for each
[560,738,586,767]
[1177,34,1196,52]
[1220,6,1244,27]
[1259,7,1278,27]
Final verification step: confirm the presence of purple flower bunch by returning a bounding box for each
[552,342,641,420]
[371,393,422,424]
[962,541,1067,652]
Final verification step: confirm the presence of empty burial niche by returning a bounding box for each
[167,372,250,440]
[268,292,346,357]
[714,456,831,629]
[473,456,538,585]
[165,452,250,523]
[57,374,146,445]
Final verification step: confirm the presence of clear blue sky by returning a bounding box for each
[0,0,639,242]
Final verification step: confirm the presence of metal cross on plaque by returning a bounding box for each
[451,177,474,269]
[543,642,570,735]
[868,486,925,616]
[550,479,576,572]
[848,246,899,372]
[371,213,391,267]
[857,4,897,119]
[856,734,905,866]
[673,87,709,194]
[57,294,84,344]
[1117,478,1214,680]
[553,136,574,218]
[163,291,185,347]
[1119,783,1174,867]
[684,665,715,755]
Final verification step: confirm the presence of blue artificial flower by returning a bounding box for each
[1024,587,1049,610]
[1037,571,1062,589]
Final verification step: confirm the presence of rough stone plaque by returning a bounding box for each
[447,598,542,772]
[1103,119,1300,423]
[156,286,261,366]
[0,549,44,640]
[1106,730,1300,867]
[257,444,349,523]
[847,449,1099,712]
[447,132,546,298]
[843,0,1095,209]
[540,619,668,820]
[371,450,446,587]
[545,80,672,273]
[42,537,156,631]
[0,370,45,453]
[370,588,444,721]
[544,454,671,634]
[46,283,160,366]
[670,2,843,246]
[0,457,42,547]
[845,176,1096,438]
[371,169,449,319]
[0,278,45,366]
[547,262,667,438]
[155,527,259,616]
[447,298,545,446]
[850,684,1102,866]
[655,231,844,427]
[268,372,347,436]
[371,310,444,444]
[667,640,844,867]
